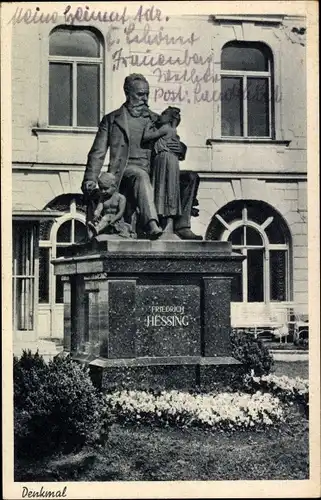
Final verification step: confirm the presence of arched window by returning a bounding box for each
[206,201,291,303]
[55,217,87,302]
[49,26,103,127]
[221,42,274,138]
[38,196,86,305]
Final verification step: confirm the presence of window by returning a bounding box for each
[55,219,87,303]
[13,223,38,331]
[206,201,291,303]
[221,42,274,138]
[38,196,86,305]
[49,27,103,127]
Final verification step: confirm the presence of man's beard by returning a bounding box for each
[126,102,149,117]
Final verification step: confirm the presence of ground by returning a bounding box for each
[14,361,309,482]
[272,360,308,379]
[15,406,308,481]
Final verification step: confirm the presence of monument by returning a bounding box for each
[53,74,244,391]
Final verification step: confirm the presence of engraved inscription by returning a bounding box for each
[146,305,189,327]
[136,285,200,357]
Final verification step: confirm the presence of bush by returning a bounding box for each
[14,351,108,458]
[230,330,274,377]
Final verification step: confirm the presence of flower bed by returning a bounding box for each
[250,374,309,416]
[104,390,284,431]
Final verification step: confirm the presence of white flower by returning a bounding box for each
[104,388,284,430]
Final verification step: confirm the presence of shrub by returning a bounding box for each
[230,330,274,377]
[14,350,108,458]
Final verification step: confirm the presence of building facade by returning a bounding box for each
[11,11,307,352]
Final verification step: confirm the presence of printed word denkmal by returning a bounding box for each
[21,486,67,498]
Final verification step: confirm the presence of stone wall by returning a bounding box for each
[12,14,307,168]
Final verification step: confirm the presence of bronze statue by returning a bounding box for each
[81,74,202,241]
[87,173,135,239]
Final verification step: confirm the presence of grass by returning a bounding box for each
[272,360,309,380]
[15,403,308,482]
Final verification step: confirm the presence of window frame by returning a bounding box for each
[220,42,274,140]
[217,206,290,303]
[38,198,86,305]
[48,26,104,130]
[13,222,39,334]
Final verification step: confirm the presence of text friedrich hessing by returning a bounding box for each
[146,306,189,327]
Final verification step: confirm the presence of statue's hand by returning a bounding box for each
[81,180,97,195]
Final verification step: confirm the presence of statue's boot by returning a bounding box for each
[146,220,163,240]
[175,228,203,240]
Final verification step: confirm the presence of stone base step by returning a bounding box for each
[67,354,244,391]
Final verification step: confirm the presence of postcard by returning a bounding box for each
[2,1,320,498]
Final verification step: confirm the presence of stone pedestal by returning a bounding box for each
[53,239,244,391]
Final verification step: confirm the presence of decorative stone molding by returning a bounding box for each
[282,25,306,46]
[32,127,97,136]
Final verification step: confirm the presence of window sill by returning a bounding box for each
[32,126,98,136]
[210,15,284,25]
[13,210,65,219]
[206,138,291,146]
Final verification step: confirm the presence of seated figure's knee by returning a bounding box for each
[134,169,149,181]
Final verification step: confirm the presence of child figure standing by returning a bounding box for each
[143,106,182,235]
[87,172,134,238]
